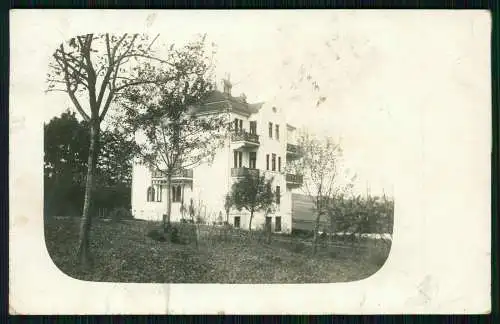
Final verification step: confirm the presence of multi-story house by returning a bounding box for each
[131,78,303,233]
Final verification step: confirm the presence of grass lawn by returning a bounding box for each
[44,217,389,283]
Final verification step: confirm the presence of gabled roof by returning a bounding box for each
[191,90,264,116]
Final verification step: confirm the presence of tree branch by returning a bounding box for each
[54,45,90,122]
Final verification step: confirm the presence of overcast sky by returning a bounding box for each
[44,10,491,198]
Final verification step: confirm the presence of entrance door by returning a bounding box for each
[275,216,282,232]
[265,216,272,231]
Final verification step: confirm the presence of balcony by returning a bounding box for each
[286,143,301,160]
[231,131,260,149]
[231,167,259,178]
[286,173,303,188]
[151,169,193,184]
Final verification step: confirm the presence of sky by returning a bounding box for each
[43,11,491,198]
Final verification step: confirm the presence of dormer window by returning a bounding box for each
[268,122,273,138]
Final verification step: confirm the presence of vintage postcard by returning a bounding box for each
[9,10,491,314]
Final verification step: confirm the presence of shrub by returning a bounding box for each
[169,226,181,244]
[204,223,234,244]
[290,241,307,254]
[147,228,166,242]
[291,229,314,239]
[109,207,133,221]
[169,223,197,245]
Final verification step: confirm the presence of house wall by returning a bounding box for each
[131,100,298,234]
[131,162,167,222]
[191,137,232,223]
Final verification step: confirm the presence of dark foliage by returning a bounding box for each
[44,110,136,217]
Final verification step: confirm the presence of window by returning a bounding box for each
[268,122,273,138]
[278,156,281,172]
[234,216,241,228]
[147,186,155,202]
[276,186,280,204]
[234,151,243,168]
[234,118,243,133]
[172,185,182,202]
[275,124,280,140]
[249,152,257,169]
[250,121,257,134]
[272,154,276,171]
[157,186,162,202]
[266,154,269,170]
[275,216,282,232]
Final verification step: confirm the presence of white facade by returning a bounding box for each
[131,83,303,233]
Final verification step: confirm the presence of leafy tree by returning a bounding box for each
[229,173,275,232]
[44,110,138,186]
[44,110,138,217]
[44,110,89,184]
[120,34,227,233]
[328,193,394,236]
[46,33,165,266]
[287,131,355,255]
[96,127,138,186]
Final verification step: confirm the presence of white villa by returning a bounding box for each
[131,79,304,233]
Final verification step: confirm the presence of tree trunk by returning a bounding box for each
[312,211,322,255]
[248,210,254,232]
[77,121,100,267]
[266,218,272,244]
[164,174,172,233]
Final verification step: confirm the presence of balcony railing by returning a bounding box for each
[286,173,303,185]
[231,167,259,178]
[231,131,260,145]
[151,169,193,180]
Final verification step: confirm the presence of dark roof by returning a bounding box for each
[192,90,263,116]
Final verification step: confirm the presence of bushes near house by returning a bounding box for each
[147,228,167,242]
[109,207,133,221]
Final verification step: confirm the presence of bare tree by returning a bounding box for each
[46,33,166,266]
[287,131,355,255]
[120,35,228,233]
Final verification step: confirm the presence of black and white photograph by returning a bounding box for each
[10,10,491,314]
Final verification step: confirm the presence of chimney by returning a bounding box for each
[239,93,247,103]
